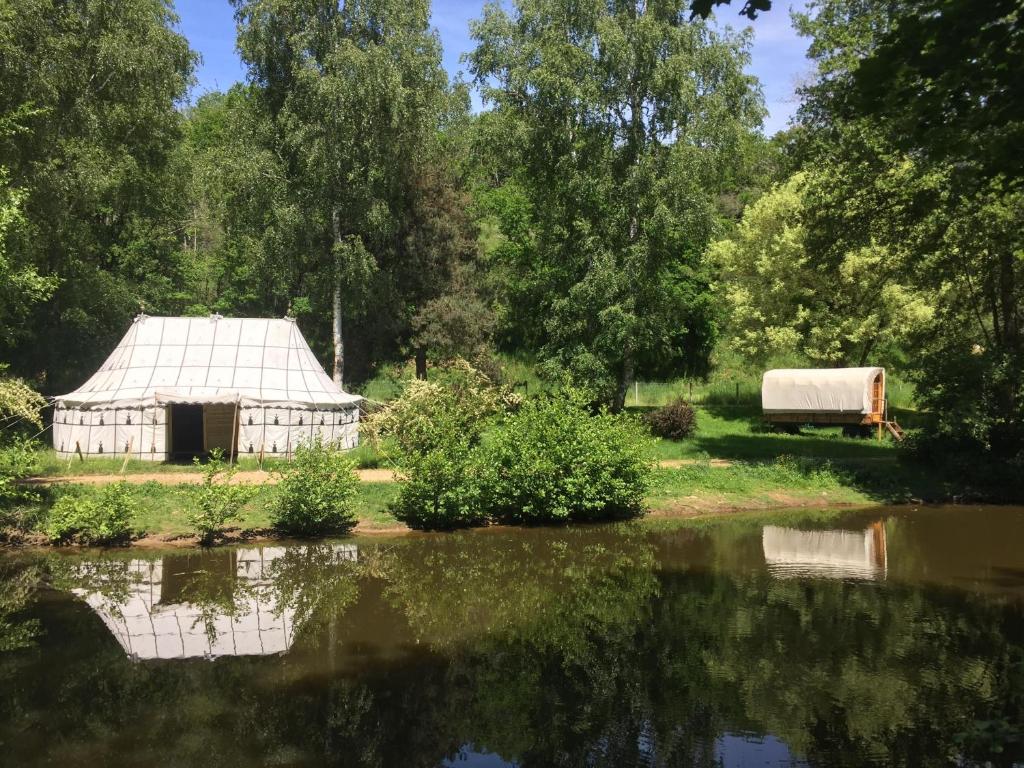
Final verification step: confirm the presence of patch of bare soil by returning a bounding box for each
[24,468,397,486]
[647,491,856,519]
[656,458,733,468]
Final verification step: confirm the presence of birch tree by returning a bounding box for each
[469,0,764,409]
[232,0,451,384]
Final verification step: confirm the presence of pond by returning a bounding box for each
[1,505,1023,767]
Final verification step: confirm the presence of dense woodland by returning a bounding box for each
[0,0,1021,464]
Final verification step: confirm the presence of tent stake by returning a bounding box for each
[120,436,134,474]
[229,398,239,465]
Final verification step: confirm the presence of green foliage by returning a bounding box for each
[0,437,41,506]
[390,441,486,530]
[646,399,698,440]
[44,482,135,545]
[186,450,255,546]
[0,373,47,431]
[790,0,1024,460]
[364,359,505,459]
[475,392,654,524]
[229,0,475,384]
[0,0,197,390]
[0,168,57,343]
[272,438,359,536]
[712,170,932,366]
[468,0,765,409]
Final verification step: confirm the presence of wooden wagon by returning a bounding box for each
[761,367,904,440]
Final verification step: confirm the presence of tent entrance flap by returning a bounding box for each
[170,404,204,459]
[204,403,238,457]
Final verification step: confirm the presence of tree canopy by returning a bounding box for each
[0,0,1019,461]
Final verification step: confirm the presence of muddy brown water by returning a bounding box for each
[1,504,1023,767]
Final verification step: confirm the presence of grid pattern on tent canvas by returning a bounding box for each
[67,317,354,406]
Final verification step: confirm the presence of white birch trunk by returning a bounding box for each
[331,209,344,385]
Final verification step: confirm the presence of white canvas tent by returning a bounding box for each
[761,367,884,414]
[53,315,361,460]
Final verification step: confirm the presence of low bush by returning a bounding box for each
[646,399,697,440]
[0,437,41,505]
[272,438,359,536]
[362,359,505,459]
[475,393,654,524]
[390,442,485,530]
[187,450,255,545]
[45,482,136,545]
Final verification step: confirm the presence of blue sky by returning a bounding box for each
[174,0,812,136]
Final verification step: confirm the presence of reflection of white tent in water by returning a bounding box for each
[762,522,887,580]
[73,545,357,660]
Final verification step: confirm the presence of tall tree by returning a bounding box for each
[232,0,455,385]
[469,0,764,410]
[793,0,1024,458]
[0,0,196,391]
[712,171,933,367]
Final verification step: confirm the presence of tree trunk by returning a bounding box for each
[332,282,343,385]
[612,348,634,414]
[415,347,427,380]
[331,209,344,386]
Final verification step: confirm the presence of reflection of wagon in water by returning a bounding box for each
[761,367,904,440]
[762,522,888,580]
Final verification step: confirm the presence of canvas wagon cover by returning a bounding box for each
[761,367,883,414]
[55,315,361,410]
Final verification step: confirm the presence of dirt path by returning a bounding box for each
[25,458,731,487]
[24,467,400,486]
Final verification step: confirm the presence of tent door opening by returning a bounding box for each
[169,404,204,460]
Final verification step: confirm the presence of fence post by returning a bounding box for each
[735,383,740,404]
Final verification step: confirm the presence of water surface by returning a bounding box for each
[2,505,1023,766]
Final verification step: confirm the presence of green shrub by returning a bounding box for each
[476,392,654,525]
[646,398,697,440]
[45,482,135,545]
[0,374,47,431]
[187,450,254,545]
[0,437,40,505]
[272,437,359,536]
[390,441,485,530]
[363,358,505,459]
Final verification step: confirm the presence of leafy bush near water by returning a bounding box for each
[475,395,654,524]
[45,482,136,545]
[363,359,505,457]
[272,437,360,535]
[645,399,697,440]
[392,391,654,529]
[187,450,255,546]
[391,442,486,530]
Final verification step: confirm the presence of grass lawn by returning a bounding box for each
[32,441,385,477]
[641,405,911,462]
[39,480,402,538]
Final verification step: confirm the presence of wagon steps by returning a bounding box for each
[884,421,906,441]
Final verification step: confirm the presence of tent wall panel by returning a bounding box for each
[236,405,359,457]
[114,410,144,457]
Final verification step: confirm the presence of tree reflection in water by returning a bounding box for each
[0,507,1022,767]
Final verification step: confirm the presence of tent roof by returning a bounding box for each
[761,367,884,414]
[55,315,361,409]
